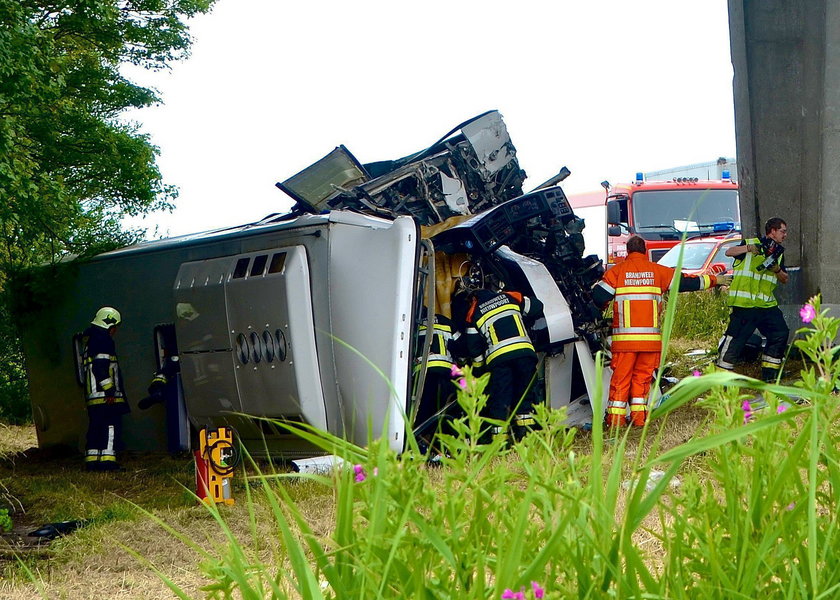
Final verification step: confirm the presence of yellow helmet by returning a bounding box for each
[92,306,121,328]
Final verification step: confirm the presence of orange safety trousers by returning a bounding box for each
[607,351,661,422]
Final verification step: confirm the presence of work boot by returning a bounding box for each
[512,414,538,442]
[604,413,626,429]
[491,425,508,446]
[761,367,780,383]
[476,425,508,447]
[630,410,647,428]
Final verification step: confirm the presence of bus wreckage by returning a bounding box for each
[21,110,611,457]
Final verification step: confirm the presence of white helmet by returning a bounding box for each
[92,306,121,329]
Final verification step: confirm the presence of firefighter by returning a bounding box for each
[458,285,544,442]
[592,236,730,428]
[81,307,129,471]
[717,217,790,382]
[413,310,457,450]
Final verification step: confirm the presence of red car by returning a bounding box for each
[656,234,742,276]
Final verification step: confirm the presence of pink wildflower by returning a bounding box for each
[353,464,366,483]
[692,370,702,377]
[777,404,787,414]
[800,303,817,323]
[450,364,464,378]
[786,502,796,511]
[501,590,516,599]
[741,400,753,424]
[457,377,467,390]
[531,581,545,598]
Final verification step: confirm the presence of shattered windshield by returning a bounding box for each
[632,189,739,233]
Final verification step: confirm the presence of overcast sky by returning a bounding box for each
[124,0,736,238]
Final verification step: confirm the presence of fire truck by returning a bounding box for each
[568,173,740,266]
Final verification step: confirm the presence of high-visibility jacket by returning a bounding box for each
[82,325,126,407]
[727,237,784,309]
[415,313,455,373]
[463,289,543,366]
[594,252,716,353]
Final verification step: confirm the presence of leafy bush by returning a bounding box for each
[0,508,12,533]
[0,378,30,425]
[0,304,31,424]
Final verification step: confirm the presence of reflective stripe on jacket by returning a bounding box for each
[464,289,539,366]
[596,253,674,353]
[727,237,782,309]
[416,314,455,372]
[82,325,126,406]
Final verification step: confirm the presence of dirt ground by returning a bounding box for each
[0,424,340,599]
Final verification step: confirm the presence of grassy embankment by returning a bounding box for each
[1,290,835,599]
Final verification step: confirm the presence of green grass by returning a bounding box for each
[669,288,730,343]
[121,291,839,598]
[2,295,838,599]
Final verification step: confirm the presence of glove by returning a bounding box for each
[746,244,761,254]
[716,274,733,287]
[138,394,164,410]
[769,264,782,274]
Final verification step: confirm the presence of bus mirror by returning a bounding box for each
[608,225,622,237]
[606,200,621,225]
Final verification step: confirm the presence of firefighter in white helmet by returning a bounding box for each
[81,306,129,471]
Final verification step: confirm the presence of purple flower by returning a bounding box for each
[692,370,702,377]
[786,502,796,511]
[777,404,787,414]
[531,581,545,598]
[800,303,817,323]
[501,590,516,599]
[457,377,467,390]
[741,400,753,424]
[450,364,464,378]
[353,464,366,483]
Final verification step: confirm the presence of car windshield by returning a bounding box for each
[658,242,718,269]
[632,189,739,233]
[711,243,737,270]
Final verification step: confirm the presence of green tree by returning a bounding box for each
[0,0,216,421]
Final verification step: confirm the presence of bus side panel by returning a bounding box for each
[22,249,189,452]
[174,256,243,423]
[327,216,419,453]
[224,246,327,430]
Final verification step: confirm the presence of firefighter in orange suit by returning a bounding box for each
[591,236,730,427]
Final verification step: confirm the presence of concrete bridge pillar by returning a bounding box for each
[729,0,840,323]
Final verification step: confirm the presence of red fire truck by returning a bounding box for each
[568,172,740,266]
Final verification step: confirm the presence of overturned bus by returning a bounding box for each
[20,110,610,457]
